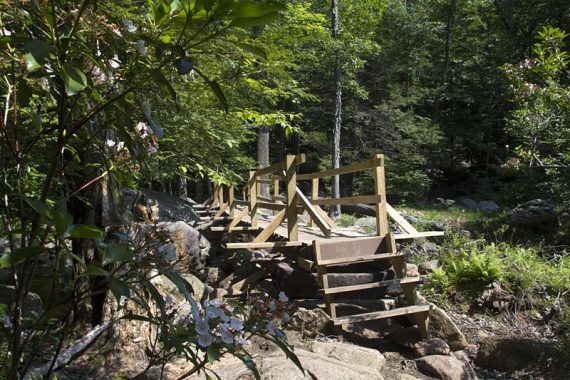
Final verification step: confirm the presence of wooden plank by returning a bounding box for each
[318,252,404,267]
[386,203,417,234]
[373,154,388,236]
[315,205,338,229]
[332,304,432,325]
[228,206,248,230]
[296,187,331,238]
[316,235,388,262]
[249,171,258,228]
[395,231,445,239]
[229,186,235,214]
[314,241,337,318]
[225,241,306,250]
[310,178,319,228]
[214,203,228,218]
[311,194,383,206]
[253,209,286,243]
[255,160,286,178]
[285,155,298,242]
[210,226,261,232]
[297,156,384,180]
[234,200,249,207]
[321,277,420,295]
[297,257,314,272]
[256,201,286,211]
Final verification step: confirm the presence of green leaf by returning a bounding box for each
[207,345,221,364]
[86,263,111,277]
[24,197,50,218]
[53,208,73,237]
[102,243,132,266]
[229,12,281,28]
[194,68,228,112]
[142,280,166,315]
[23,39,55,72]
[0,246,47,268]
[237,43,267,59]
[234,2,286,17]
[108,278,131,303]
[66,224,104,239]
[150,69,178,105]
[160,270,200,316]
[235,352,260,380]
[59,64,88,96]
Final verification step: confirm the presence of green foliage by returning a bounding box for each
[336,213,357,227]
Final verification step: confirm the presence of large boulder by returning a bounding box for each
[288,307,332,338]
[428,304,469,351]
[416,355,477,380]
[272,262,320,298]
[510,199,560,232]
[0,285,43,317]
[414,338,450,357]
[123,188,201,225]
[309,341,386,372]
[475,337,548,371]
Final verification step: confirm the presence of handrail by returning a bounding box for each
[254,154,306,178]
[297,155,383,180]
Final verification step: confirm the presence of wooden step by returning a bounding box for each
[320,277,420,295]
[317,252,404,267]
[332,304,432,325]
[210,226,262,232]
[225,241,306,250]
[395,231,444,240]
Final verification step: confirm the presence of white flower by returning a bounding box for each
[123,19,137,33]
[195,318,209,335]
[136,40,146,54]
[266,320,278,335]
[1,314,12,329]
[105,139,116,148]
[234,334,248,346]
[282,312,290,323]
[136,122,152,138]
[230,318,243,331]
[197,332,213,347]
[221,330,234,345]
[1,28,12,36]
[269,300,277,311]
[109,54,120,69]
[278,291,288,303]
[39,78,49,91]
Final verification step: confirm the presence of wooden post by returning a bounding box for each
[218,185,224,208]
[285,155,298,242]
[229,186,235,216]
[309,178,319,227]
[248,171,258,228]
[373,154,388,236]
[273,178,280,201]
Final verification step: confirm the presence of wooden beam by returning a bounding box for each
[285,155,298,242]
[248,171,258,228]
[227,206,248,230]
[256,201,286,211]
[214,203,228,218]
[229,186,235,215]
[395,231,444,239]
[373,154,388,236]
[386,203,418,234]
[210,226,260,232]
[225,241,306,250]
[311,194,383,206]
[297,257,314,272]
[309,178,319,228]
[297,155,384,180]
[253,209,286,243]
[320,277,420,295]
[315,205,338,229]
[318,252,404,267]
[332,304,432,325]
[296,187,331,238]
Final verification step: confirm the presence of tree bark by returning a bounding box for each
[330,0,342,218]
[257,126,270,198]
[194,178,203,203]
[178,176,188,199]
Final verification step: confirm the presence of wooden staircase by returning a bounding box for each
[313,233,431,337]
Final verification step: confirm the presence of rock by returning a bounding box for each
[289,307,332,338]
[151,272,208,318]
[272,262,320,298]
[476,337,546,371]
[455,196,478,210]
[428,304,469,351]
[395,375,422,380]
[477,200,499,213]
[0,285,43,316]
[123,188,201,225]
[414,338,450,357]
[416,355,477,380]
[419,260,439,274]
[310,341,386,372]
[510,199,560,232]
[387,326,422,349]
[406,263,420,277]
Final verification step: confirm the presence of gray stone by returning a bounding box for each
[289,307,332,338]
[123,188,201,224]
[510,199,559,231]
[406,263,420,277]
[272,262,320,298]
[455,196,478,210]
[419,260,439,274]
[416,355,477,380]
[428,304,469,351]
[395,375,423,380]
[387,326,422,349]
[414,338,450,357]
[476,337,547,371]
[0,285,43,316]
[477,200,499,213]
[310,341,386,372]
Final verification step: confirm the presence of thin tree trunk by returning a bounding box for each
[330,0,342,218]
[195,179,203,203]
[178,176,187,199]
[257,127,270,198]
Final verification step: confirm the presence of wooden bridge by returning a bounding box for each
[198,154,443,337]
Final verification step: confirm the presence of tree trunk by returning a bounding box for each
[178,176,188,199]
[195,179,203,203]
[330,0,342,218]
[257,126,270,198]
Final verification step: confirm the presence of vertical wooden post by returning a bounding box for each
[249,171,258,228]
[273,178,280,201]
[373,154,388,236]
[218,185,224,209]
[229,186,235,216]
[285,155,298,242]
[309,178,319,227]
